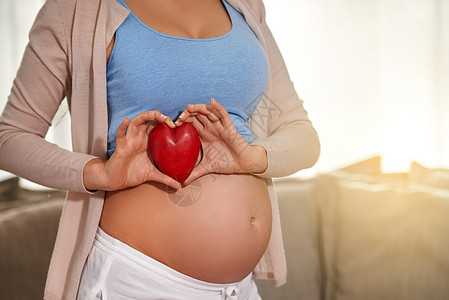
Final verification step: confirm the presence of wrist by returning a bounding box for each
[246,145,268,174]
[83,158,109,192]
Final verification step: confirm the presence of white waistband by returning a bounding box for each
[94,226,253,292]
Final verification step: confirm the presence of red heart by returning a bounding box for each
[148,122,201,183]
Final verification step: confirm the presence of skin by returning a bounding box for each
[122,0,233,39]
[83,0,272,283]
[85,0,268,191]
[83,99,269,191]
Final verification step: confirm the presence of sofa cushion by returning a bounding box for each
[317,171,449,300]
[338,155,381,175]
[256,178,321,300]
[0,198,64,300]
[409,162,449,189]
[0,177,19,203]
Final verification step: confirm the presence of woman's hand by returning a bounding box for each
[83,111,181,191]
[175,99,268,185]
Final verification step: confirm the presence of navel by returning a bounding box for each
[250,216,256,225]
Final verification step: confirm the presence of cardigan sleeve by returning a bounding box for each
[250,2,320,178]
[0,0,96,192]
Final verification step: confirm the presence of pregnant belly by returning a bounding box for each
[99,173,272,284]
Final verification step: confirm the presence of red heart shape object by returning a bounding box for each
[148,122,201,183]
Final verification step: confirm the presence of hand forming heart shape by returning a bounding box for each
[148,122,201,183]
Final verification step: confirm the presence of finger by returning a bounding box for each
[210,98,232,126]
[127,112,154,136]
[181,115,196,124]
[196,114,223,132]
[115,117,129,148]
[130,111,169,128]
[183,162,211,186]
[187,104,220,121]
[151,111,171,125]
[164,115,176,128]
[129,111,171,135]
[151,170,182,190]
[177,110,221,126]
[195,114,210,128]
[146,119,161,135]
[190,116,205,132]
[174,106,193,126]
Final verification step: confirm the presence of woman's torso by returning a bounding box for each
[100,0,272,284]
[100,174,272,283]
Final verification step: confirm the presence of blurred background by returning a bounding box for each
[264,0,449,176]
[0,0,448,187]
[1,1,449,300]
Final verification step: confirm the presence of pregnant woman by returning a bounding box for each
[0,0,320,299]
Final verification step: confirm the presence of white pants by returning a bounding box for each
[77,227,262,300]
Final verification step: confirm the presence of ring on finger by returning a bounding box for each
[210,116,222,123]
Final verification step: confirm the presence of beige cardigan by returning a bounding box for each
[0,0,320,298]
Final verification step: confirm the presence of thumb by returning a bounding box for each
[183,162,211,186]
[151,170,182,190]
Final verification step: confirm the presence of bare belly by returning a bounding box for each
[100,173,272,284]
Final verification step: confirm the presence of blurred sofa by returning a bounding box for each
[1,156,449,300]
[0,179,65,299]
[255,156,449,300]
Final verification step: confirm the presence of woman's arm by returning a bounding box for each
[0,0,179,193]
[249,1,321,178]
[178,2,320,180]
[0,0,99,192]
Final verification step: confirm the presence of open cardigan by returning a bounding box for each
[0,0,320,299]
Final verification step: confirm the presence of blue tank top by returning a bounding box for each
[107,0,269,157]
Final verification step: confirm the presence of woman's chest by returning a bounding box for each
[122,0,232,40]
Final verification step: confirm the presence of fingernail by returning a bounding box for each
[161,114,167,119]
[179,112,185,119]
[174,121,180,126]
